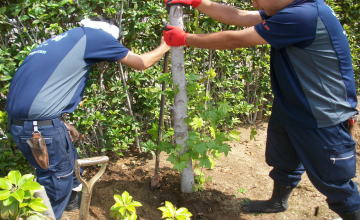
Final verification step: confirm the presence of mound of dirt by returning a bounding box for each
[62,123,360,220]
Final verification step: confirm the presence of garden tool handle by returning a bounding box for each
[75,156,109,220]
[75,156,109,187]
[76,156,109,167]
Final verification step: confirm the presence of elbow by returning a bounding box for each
[137,64,148,71]
[135,57,152,71]
[224,35,250,49]
[133,61,148,71]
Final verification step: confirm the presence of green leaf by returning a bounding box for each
[0,75,12,81]
[114,194,121,203]
[189,117,204,131]
[119,207,126,215]
[18,174,35,188]
[250,127,257,140]
[126,205,136,213]
[2,196,16,206]
[0,178,12,190]
[24,190,32,199]
[229,130,241,141]
[19,201,28,208]
[199,157,212,169]
[205,68,217,79]
[209,126,216,138]
[129,212,137,220]
[175,207,192,218]
[0,190,11,200]
[21,180,41,191]
[10,189,24,202]
[29,199,48,212]
[7,170,21,185]
[110,191,142,219]
[132,201,142,207]
[158,201,192,220]
[158,207,173,218]
[193,143,207,155]
[121,191,131,201]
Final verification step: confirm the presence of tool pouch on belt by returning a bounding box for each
[64,121,80,143]
[26,131,49,169]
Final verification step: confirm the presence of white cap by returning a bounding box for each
[80,18,120,39]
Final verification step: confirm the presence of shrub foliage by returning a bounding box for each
[0,0,358,175]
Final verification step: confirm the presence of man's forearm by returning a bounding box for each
[120,42,169,70]
[186,31,243,49]
[139,43,169,69]
[197,0,262,27]
[186,27,267,49]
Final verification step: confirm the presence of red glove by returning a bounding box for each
[165,0,202,8]
[163,25,188,47]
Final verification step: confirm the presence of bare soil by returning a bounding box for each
[62,122,360,220]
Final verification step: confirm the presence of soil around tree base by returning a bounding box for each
[62,123,360,220]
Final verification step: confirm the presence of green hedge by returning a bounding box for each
[0,0,358,175]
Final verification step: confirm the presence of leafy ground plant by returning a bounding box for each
[110,191,142,220]
[158,201,192,220]
[0,170,48,220]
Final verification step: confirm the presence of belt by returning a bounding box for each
[12,119,53,126]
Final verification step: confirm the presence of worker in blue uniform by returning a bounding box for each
[163,0,360,219]
[6,16,169,220]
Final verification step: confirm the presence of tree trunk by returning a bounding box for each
[151,52,169,189]
[205,50,213,110]
[169,6,194,193]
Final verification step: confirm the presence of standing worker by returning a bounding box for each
[163,0,360,219]
[6,16,170,220]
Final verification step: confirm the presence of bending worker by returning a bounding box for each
[6,16,169,219]
[163,0,360,219]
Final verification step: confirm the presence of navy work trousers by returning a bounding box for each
[266,117,360,214]
[10,118,80,220]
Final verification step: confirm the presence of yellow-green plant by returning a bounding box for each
[110,191,142,220]
[0,170,48,220]
[158,201,192,220]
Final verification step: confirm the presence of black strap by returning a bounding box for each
[12,120,53,126]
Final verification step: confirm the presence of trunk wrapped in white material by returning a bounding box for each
[169,5,194,193]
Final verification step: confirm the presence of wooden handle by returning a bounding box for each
[76,156,109,167]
